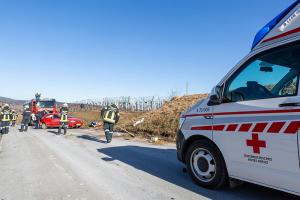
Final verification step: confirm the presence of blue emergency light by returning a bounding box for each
[251,0,300,49]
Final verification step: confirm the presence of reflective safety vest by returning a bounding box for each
[31,113,36,121]
[12,113,17,121]
[1,111,11,122]
[103,109,116,124]
[60,111,68,122]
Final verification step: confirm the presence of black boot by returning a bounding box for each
[24,125,28,132]
[105,131,111,143]
[108,131,113,143]
[20,125,24,132]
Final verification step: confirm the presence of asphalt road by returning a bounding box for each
[0,127,299,200]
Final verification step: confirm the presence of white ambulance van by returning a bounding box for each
[177,0,300,195]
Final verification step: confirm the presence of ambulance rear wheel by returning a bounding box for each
[186,140,228,189]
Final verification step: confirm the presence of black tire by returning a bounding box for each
[185,140,228,189]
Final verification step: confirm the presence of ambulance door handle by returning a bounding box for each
[204,115,213,119]
[279,102,300,107]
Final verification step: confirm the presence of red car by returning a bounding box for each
[41,114,84,129]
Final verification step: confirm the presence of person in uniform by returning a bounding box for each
[0,105,2,134]
[101,103,120,143]
[0,104,12,134]
[35,111,42,129]
[20,105,31,132]
[58,103,69,135]
[11,110,18,127]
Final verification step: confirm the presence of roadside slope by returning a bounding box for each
[117,94,208,140]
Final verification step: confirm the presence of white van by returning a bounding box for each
[176,1,300,195]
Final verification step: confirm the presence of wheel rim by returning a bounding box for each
[190,148,216,183]
[42,124,47,129]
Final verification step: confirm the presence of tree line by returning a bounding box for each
[70,96,170,112]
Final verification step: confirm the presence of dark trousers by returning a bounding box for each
[58,122,68,134]
[1,121,10,134]
[35,119,40,129]
[11,120,16,127]
[21,119,30,132]
[103,122,114,143]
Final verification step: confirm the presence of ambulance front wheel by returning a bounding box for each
[185,140,228,189]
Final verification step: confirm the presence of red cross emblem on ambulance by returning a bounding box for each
[246,133,266,154]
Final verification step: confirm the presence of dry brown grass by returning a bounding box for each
[70,111,101,128]
[116,94,208,141]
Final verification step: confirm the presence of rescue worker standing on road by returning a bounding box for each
[101,103,120,143]
[11,110,18,127]
[0,104,12,134]
[31,113,36,127]
[35,111,42,129]
[58,103,69,135]
[0,105,2,134]
[20,105,31,132]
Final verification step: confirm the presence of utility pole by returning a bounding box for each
[185,81,189,95]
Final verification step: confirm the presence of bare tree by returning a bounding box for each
[70,96,169,112]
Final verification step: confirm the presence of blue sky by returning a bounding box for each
[0,0,295,102]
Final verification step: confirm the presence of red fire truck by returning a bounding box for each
[24,98,57,115]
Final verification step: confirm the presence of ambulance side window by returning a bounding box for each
[223,42,300,102]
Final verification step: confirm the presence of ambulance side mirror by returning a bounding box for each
[208,86,222,106]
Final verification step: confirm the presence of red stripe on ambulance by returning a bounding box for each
[239,124,252,132]
[262,27,300,44]
[267,122,285,133]
[191,121,300,134]
[191,125,212,131]
[184,108,300,118]
[191,125,225,131]
[252,123,268,133]
[284,121,300,134]
[226,124,238,132]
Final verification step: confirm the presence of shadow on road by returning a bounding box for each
[78,135,107,144]
[47,130,59,135]
[97,145,298,200]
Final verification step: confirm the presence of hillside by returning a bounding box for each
[0,96,26,105]
[116,94,208,140]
